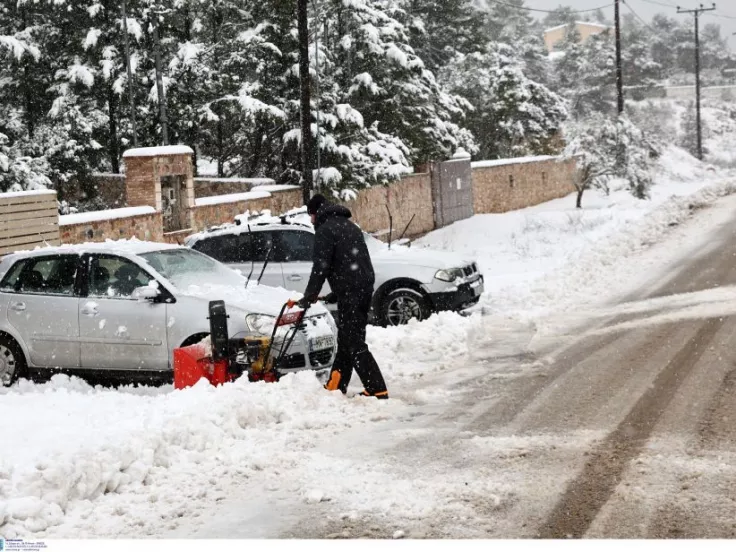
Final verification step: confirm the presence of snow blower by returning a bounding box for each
[173,300,308,389]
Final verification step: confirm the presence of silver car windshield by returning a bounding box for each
[139,249,243,289]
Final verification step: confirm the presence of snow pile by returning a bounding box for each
[0,373,401,537]
[701,100,736,168]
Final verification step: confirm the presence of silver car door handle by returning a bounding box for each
[81,306,99,316]
[288,274,303,281]
[10,302,26,312]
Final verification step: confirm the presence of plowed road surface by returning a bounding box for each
[183,199,736,539]
[294,210,736,538]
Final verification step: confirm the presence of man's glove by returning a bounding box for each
[319,292,338,305]
[287,298,312,310]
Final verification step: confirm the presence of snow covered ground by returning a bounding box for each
[1,146,735,538]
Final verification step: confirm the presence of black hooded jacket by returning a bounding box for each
[303,203,375,303]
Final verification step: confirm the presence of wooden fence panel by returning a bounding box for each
[0,191,60,256]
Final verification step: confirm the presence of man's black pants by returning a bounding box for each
[325,288,388,396]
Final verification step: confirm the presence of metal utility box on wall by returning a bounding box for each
[431,149,474,229]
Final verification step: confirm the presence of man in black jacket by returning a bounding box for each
[293,194,389,399]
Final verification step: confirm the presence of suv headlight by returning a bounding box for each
[435,268,463,282]
[245,314,277,335]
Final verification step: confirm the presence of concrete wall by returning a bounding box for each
[472,156,577,214]
[345,173,434,239]
[60,211,164,245]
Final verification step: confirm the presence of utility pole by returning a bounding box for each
[615,0,624,114]
[152,11,169,146]
[313,1,322,193]
[677,3,716,161]
[121,0,138,147]
[297,0,313,204]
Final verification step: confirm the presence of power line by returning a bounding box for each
[622,0,661,34]
[636,0,677,8]
[484,0,614,15]
[703,11,736,20]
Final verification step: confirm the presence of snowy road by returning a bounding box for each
[166,190,736,539]
[4,166,736,539]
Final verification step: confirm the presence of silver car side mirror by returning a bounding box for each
[133,286,160,301]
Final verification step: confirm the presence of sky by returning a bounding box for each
[525,0,736,50]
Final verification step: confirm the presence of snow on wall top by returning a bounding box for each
[194,190,272,207]
[471,155,560,169]
[122,145,194,158]
[194,177,274,185]
[251,184,299,193]
[60,206,156,226]
[7,238,180,258]
[544,21,609,34]
[0,189,55,199]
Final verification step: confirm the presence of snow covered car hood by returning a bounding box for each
[369,244,475,270]
[176,280,328,318]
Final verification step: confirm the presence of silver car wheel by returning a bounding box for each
[386,295,422,326]
[0,344,17,387]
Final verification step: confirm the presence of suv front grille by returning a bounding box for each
[309,348,334,367]
[463,263,478,277]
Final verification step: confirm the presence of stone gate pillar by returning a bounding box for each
[122,145,195,237]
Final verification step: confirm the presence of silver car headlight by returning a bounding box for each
[245,314,277,335]
[435,268,464,282]
[325,311,338,336]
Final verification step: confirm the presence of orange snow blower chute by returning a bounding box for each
[173,300,308,389]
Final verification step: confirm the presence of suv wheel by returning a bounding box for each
[381,288,430,326]
[0,335,26,387]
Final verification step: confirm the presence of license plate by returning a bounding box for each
[470,279,484,296]
[309,335,335,353]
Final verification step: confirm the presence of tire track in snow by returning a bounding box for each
[537,316,727,538]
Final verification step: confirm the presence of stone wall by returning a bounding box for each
[190,189,303,231]
[70,174,276,207]
[346,173,433,239]
[472,156,577,214]
[60,211,164,245]
[194,177,275,198]
[57,157,577,248]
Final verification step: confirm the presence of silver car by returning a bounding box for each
[0,241,337,387]
[185,218,484,326]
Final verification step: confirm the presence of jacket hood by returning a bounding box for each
[315,204,352,227]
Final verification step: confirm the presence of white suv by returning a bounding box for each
[0,241,336,386]
[185,216,484,326]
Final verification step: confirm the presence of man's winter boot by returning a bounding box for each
[355,390,389,400]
